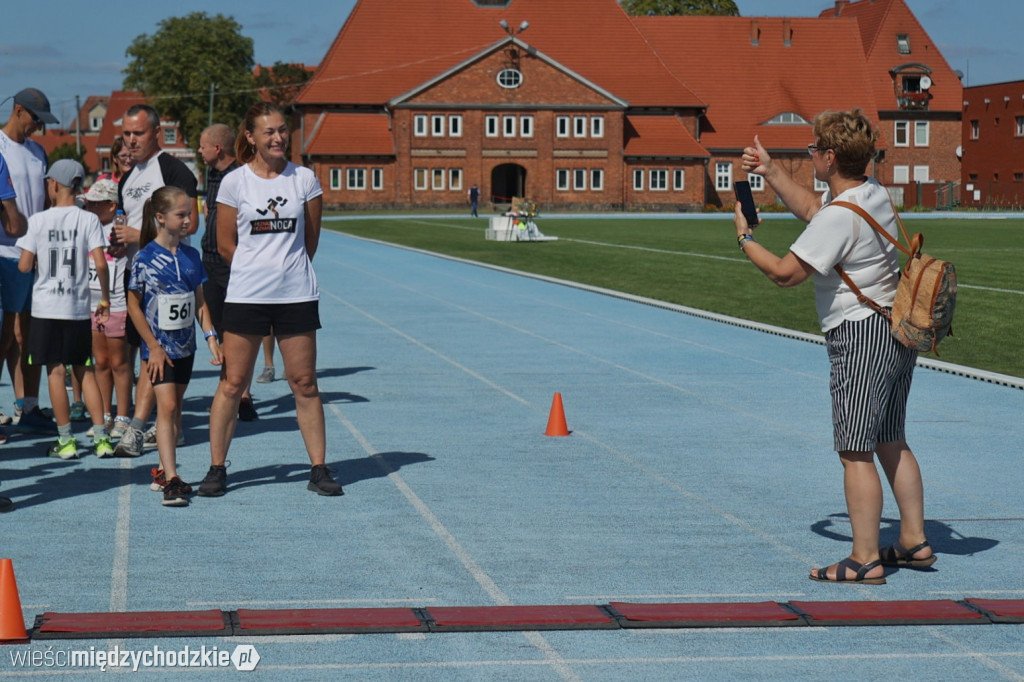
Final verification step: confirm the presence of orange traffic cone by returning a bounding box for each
[544,392,570,437]
[0,558,29,643]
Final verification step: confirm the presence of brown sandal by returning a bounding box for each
[879,541,936,568]
[809,557,886,584]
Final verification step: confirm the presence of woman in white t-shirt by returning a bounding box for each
[201,102,342,499]
[734,110,932,585]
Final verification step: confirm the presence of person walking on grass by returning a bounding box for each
[736,109,933,584]
[127,185,221,506]
[15,160,112,459]
[200,102,341,498]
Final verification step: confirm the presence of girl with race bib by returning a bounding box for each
[127,186,223,507]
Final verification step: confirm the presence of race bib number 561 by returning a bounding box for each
[158,292,195,331]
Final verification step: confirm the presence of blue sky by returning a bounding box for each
[2,0,1021,127]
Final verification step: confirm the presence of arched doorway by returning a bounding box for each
[491,163,526,203]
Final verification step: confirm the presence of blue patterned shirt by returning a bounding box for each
[128,241,207,360]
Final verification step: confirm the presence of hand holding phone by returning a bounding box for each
[734,180,759,228]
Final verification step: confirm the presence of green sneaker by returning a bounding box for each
[94,436,115,458]
[48,437,79,460]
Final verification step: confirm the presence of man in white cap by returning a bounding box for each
[0,88,59,433]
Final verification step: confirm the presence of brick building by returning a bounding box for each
[960,80,1024,208]
[292,0,963,212]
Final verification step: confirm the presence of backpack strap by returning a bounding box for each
[828,200,913,322]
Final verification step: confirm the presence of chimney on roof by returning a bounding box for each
[783,18,792,47]
[833,0,850,16]
[750,19,759,46]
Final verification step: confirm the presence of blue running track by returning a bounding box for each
[1,225,1022,680]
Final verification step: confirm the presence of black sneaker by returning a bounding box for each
[237,397,258,422]
[197,465,227,497]
[161,476,192,507]
[0,496,13,513]
[307,464,343,496]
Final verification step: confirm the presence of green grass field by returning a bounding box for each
[324,214,1024,379]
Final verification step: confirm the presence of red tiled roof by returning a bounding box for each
[633,16,881,151]
[623,115,707,158]
[304,113,395,156]
[820,0,962,112]
[97,91,146,148]
[298,0,703,109]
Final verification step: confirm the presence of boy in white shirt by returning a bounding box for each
[16,160,112,459]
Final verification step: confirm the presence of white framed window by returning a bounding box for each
[503,115,516,138]
[485,115,499,138]
[814,177,829,192]
[556,116,570,138]
[162,128,177,145]
[633,168,644,191]
[520,115,534,138]
[329,168,342,190]
[556,169,569,191]
[573,169,587,191]
[715,162,732,191]
[448,115,462,137]
[650,169,668,191]
[347,167,366,190]
[590,169,604,191]
[432,168,445,190]
[673,169,685,191]
[449,168,462,191]
[1017,116,1024,137]
[414,168,428,190]
[748,174,764,191]
[894,120,909,147]
[590,116,604,139]
[914,120,929,146]
[893,165,910,184]
[573,116,587,138]
[913,165,930,182]
[372,168,383,190]
[414,114,428,137]
[970,120,979,140]
[496,68,522,89]
[431,115,444,137]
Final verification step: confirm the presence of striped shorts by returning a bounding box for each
[825,313,917,452]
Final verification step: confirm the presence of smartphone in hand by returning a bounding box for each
[734,180,759,228]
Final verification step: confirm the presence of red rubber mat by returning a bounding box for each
[424,605,617,631]
[233,608,426,635]
[32,610,231,639]
[609,601,803,628]
[789,599,987,626]
[965,599,1024,623]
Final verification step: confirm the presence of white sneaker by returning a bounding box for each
[110,416,131,439]
[143,425,185,448]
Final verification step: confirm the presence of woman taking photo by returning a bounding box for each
[735,109,933,584]
[198,102,341,498]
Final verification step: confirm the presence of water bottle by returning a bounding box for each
[109,209,126,254]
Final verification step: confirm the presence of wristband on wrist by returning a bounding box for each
[98,300,110,307]
[204,330,218,340]
[738,234,756,250]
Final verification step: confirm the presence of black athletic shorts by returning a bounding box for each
[25,317,93,366]
[148,352,196,387]
[221,300,320,337]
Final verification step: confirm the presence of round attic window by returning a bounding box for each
[497,68,523,89]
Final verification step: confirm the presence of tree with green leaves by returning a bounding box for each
[620,0,739,15]
[253,62,313,109]
[48,142,90,175]
[123,12,256,149]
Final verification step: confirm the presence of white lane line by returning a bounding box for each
[187,598,434,607]
[109,459,133,612]
[243,650,1024,675]
[325,400,582,682]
